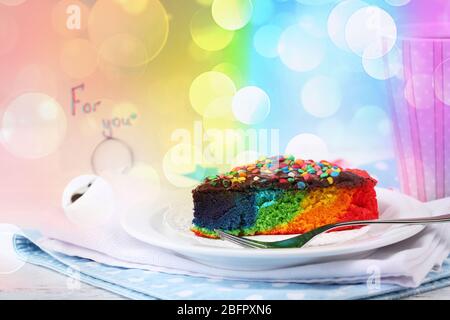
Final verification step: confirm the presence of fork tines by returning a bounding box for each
[215,230,267,249]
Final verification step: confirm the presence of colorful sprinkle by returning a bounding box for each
[203,155,344,190]
[297,181,306,189]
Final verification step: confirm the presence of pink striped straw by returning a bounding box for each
[433,41,446,199]
[402,41,427,201]
[384,52,411,196]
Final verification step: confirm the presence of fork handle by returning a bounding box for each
[334,213,450,228]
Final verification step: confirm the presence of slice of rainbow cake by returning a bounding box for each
[191,155,378,238]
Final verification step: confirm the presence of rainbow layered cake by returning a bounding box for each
[191,155,378,238]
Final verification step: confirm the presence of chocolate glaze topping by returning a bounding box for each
[193,155,376,193]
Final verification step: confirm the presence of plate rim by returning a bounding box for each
[121,187,429,259]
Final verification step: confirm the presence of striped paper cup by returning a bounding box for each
[386,24,450,201]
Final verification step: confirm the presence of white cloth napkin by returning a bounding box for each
[36,189,450,288]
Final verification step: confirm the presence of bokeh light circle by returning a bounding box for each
[378,117,392,136]
[1,93,67,158]
[108,162,161,208]
[189,71,236,116]
[278,24,326,72]
[115,0,150,14]
[60,38,98,79]
[384,0,410,6]
[188,41,213,61]
[91,137,134,175]
[301,76,342,118]
[253,24,283,58]
[211,0,253,31]
[375,161,389,171]
[191,8,235,51]
[327,0,368,51]
[0,224,26,275]
[88,0,169,67]
[232,86,271,125]
[345,6,397,59]
[98,33,149,69]
[362,46,402,80]
[126,163,161,205]
[251,0,274,25]
[285,133,329,161]
[203,96,235,119]
[404,74,434,109]
[434,58,450,106]
[299,14,328,38]
[273,11,298,27]
[163,144,204,188]
[351,105,392,137]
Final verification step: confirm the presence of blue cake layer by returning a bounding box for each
[192,190,282,231]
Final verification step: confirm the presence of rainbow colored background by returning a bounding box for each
[0,0,449,227]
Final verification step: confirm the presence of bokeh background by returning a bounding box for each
[0,0,449,227]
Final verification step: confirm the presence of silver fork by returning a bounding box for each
[215,213,450,249]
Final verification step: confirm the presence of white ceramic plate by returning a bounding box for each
[121,188,429,270]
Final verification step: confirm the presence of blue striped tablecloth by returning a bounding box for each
[13,235,450,300]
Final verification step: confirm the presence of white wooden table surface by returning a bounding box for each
[1,263,450,300]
